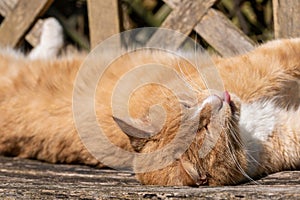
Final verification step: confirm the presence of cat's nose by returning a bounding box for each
[223,91,231,104]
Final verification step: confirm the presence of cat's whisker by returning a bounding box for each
[225,132,260,185]
[176,58,202,93]
[225,124,266,181]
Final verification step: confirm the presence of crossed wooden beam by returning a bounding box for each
[151,0,255,56]
[0,0,53,47]
[152,0,300,56]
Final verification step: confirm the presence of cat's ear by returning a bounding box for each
[113,116,158,152]
[113,105,165,151]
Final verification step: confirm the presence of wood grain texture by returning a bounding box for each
[273,0,300,38]
[87,0,121,49]
[194,9,255,56]
[162,0,183,9]
[163,0,255,56]
[0,156,299,199]
[0,0,53,47]
[25,19,44,47]
[148,0,217,48]
[0,0,18,16]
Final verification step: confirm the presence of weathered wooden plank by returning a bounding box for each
[0,156,299,199]
[25,19,44,47]
[0,0,18,17]
[273,0,300,38]
[162,0,182,8]
[0,0,48,48]
[194,9,255,56]
[148,0,217,48]
[0,0,53,47]
[163,0,254,56]
[87,0,120,49]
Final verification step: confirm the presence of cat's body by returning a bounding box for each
[0,18,299,186]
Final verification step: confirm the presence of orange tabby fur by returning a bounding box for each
[0,37,299,186]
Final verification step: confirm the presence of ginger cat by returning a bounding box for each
[0,18,299,186]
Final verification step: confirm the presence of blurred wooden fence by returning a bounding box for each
[88,0,300,56]
[0,0,299,56]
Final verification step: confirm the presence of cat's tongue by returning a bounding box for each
[223,91,231,103]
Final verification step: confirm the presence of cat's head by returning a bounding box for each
[114,89,247,186]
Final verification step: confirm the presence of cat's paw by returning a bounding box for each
[28,17,64,59]
[40,17,64,46]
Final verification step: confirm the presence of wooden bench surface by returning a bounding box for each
[0,156,299,199]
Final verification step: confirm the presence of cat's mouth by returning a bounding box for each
[209,91,232,107]
[221,91,238,116]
